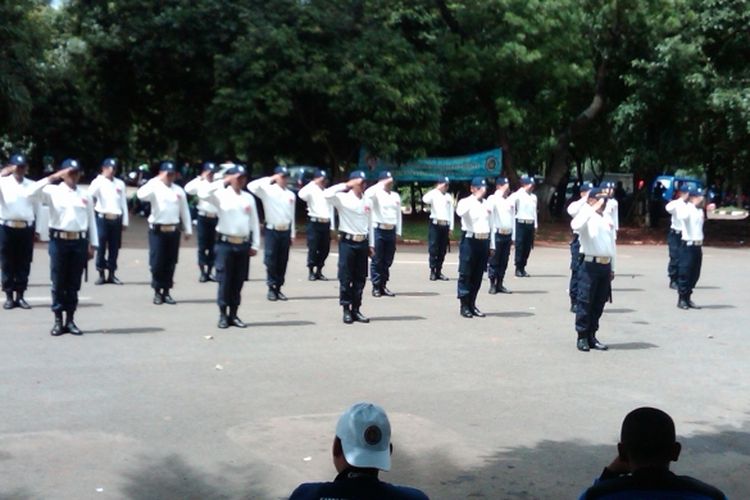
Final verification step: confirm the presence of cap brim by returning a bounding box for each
[341,443,391,471]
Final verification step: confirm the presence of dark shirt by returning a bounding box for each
[580,466,727,500]
[289,468,429,500]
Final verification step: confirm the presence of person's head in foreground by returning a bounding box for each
[579,407,726,500]
[289,402,429,500]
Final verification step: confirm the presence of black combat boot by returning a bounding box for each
[436,268,449,281]
[15,291,31,309]
[372,286,382,297]
[497,281,512,294]
[429,269,437,281]
[275,288,288,301]
[588,332,608,351]
[267,288,278,301]
[669,280,678,290]
[352,308,370,323]
[342,305,354,324]
[65,311,83,335]
[206,266,216,281]
[199,265,209,283]
[308,266,317,281]
[315,267,328,281]
[488,278,498,295]
[218,307,229,329]
[107,271,123,285]
[471,300,486,318]
[460,297,473,318]
[153,290,164,305]
[677,294,690,310]
[229,306,248,328]
[95,270,106,285]
[686,294,701,309]
[576,332,590,352]
[380,284,395,297]
[50,311,65,336]
[4,291,16,309]
[161,289,176,305]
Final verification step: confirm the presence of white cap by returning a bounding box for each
[335,402,392,471]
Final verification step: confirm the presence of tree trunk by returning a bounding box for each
[538,62,607,221]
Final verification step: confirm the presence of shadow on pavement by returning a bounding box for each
[611,288,645,292]
[606,342,659,350]
[0,489,34,500]
[371,316,426,322]
[246,320,316,328]
[31,303,103,308]
[120,454,271,500]
[175,299,216,304]
[86,327,165,335]
[288,295,340,301]
[526,274,566,278]
[396,292,440,297]
[387,421,750,499]
[484,312,535,318]
[695,285,721,290]
[604,308,635,314]
[700,304,735,310]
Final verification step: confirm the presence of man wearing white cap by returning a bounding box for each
[289,402,429,499]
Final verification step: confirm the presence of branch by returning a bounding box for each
[434,0,466,39]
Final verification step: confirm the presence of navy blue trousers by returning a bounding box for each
[197,215,218,268]
[569,234,582,303]
[338,237,369,308]
[488,233,512,283]
[95,215,123,272]
[306,221,331,269]
[428,222,450,271]
[514,221,534,269]
[575,261,611,336]
[215,240,250,308]
[0,225,34,293]
[49,237,87,313]
[264,228,290,289]
[148,229,181,290]
[370,228,396,287]
[678,244,702,297]
[457,235,490,304]
[667,229,682,282]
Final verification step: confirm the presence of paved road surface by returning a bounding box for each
[1,220,748,499]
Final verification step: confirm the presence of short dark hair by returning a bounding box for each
[621,407,676,462]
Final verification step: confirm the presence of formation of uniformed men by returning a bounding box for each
[1,153,716,347]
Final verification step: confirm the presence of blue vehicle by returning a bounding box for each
[651,175,703,202]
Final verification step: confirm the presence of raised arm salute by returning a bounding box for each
[184,162,219,283]
[298,169,334,281]
[486,177,514,295]
[88,158,128,285]
[136,161,192,305]
[324,171,373,325]
[421,176,454,281]
[456,177,492,318]
[365,171,402,298]
[510,175,538,277]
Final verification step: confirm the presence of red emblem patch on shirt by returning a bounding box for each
[116,188,122,194]
[364,206,371,213]
[244,205,252,214]
[82,198,88,205]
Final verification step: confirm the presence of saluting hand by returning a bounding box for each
[0,165,15,177]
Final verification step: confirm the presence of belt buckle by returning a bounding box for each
[106,213,119,220]
[161,225,177,232]
[228,236,244,244]
[8,221,27,228]
[273,224,289,231]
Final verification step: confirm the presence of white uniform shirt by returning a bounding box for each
[456,195,494,248]
[184,177,218,215]
[0,175,45,222]
[421,188,454,230]
[487,191,515,234]
[323,183,372,237]
[510,188,538,228]
[364,183,402,236]
[199,181,261,249]
[41,182,99,245]
[605,198,619,232]
[136,178,192,234]
[571,204,616,271]
[677,202,704,242]
[297,181,335,229]
[87,175,129,226]
[247,177,296,238]
[567,196,588,235]
[665,198,687,232]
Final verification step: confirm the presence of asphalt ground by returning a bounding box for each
[1,218,748,499]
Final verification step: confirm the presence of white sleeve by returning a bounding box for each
[179,189,193,235]
[136,179,156,201]
[448,194,455,231]
[87,177,100,200]
[249,197,261,250]
[184,177,201,196]
[421,188,434,204]
[290,191,296,239]
[119,181,130,227]
[533,195,538,229]
[571,204,594,232]
[297,181,313,202]
[247,176,271,197]
[323,183,348,208]
[396,196,403,236]
[455,196,470,217]
[198,180,224,208]
[86,193,99,246]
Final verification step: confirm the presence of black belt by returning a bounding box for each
[96,213,121,221]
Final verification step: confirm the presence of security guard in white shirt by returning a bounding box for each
[421,176,454,281]
[298,169,334,281]
[0,154,47,310]
[676,187,712,310]
[664,186,689,289]
[510,175,538,277]
[456,177,492,318]
[136,161,192,305]
[486,177,514,294]
[248,166,296,301]
[40,159,98,336]
[602,181,620,236]
[184,162,219,282]
[88,158,129,285]
[324,170,373,324]
[199,165,260,328]
[570,188,615,352]
[566,181,594,312]
[365,171,402,297]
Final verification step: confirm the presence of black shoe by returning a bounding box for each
[267,289,278,301]
[308,271,317,281]
[95,274,106,285]
[50,319,65,336]
[677,297,690,310]
[199,272,209,283]
[66,314,83,335]
[669,280,678,290]
[4,294,16,310]
[107,274,123,285]
[429,270,437,281]
[153,292,163,305]
[315,271,328,281]
[471,306,486,318]
[515,268,524,277]
[686,298,701,310]
[218,314,229,329]
[576,338,590,352]
[343,307,354,324]
[15,297,31,309]
[570,302,577,313]
[520,269,530,277]
[437,273,449,281]
[460,299,473,318]
[381,286,395,297]
[488,283,497,295]
[206,268,217,282]
[372,287,382,297]
[276,290,288,301]
[498,285,512,294]
[589,336,608,350]
[162,294,176,305]
[352,309,370,323]
[230,316,248,328]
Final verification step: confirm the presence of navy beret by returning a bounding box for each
[60,158,80,171]
[159,161,176,172]
[471,177,487,188]
[9,154,28,166]
[349,170,366,181]
[274,166,290,177]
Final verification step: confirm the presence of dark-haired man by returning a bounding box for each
[580,407,726,499]
[289,402,429,500]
